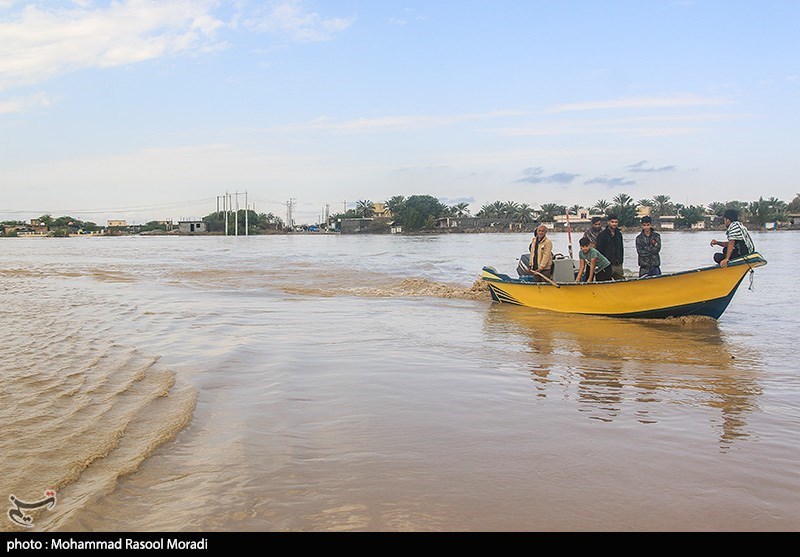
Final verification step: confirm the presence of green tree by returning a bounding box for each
[356,200,375,218]
[475,204,491,219]
[788,193,800,213]
[203,210,283,234]
[501,201,520,219]
[140,220,167,232]
[610,193,637,227]
[651,195,674,218]
[767,197,788,222]
[515,203,536,225]
[396,195,445,231]
[748,197,787,228]
[676,204,707,228]
[453,202,471,217]
[538,203,565,222]
[592,199,610,214]
[385,196,406,217]
[476,201,505,219]
[707,201,726,217]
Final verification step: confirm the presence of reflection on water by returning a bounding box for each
[483,305,762,447]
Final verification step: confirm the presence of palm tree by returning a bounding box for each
[767,197,787,218]
[356,200,375,218]
[538,203,565,223]
[707,201,726,217]
[592,199,611,214]
[612,193,634,207]
[453,202,471,217]
[677,204,707,228]
[477,201,503,218]
[489,200,506,218]
[501,201,520,219]
[652,195,674,217]
[611,193,637,227]
[385,196,406,217]
[637,198,654,208]
[515,203,536,225]
[726,200,750,221]
[569,204,581,215]
[749,197,788,228]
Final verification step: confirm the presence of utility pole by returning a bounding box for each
[234,190,239,237]
[245,190,249,236]
[290,198,296,229]
[224,191,229,236]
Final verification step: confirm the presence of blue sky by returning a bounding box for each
[1,0,798,225]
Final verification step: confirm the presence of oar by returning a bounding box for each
[532,270,560,288]
[564,208,574,260]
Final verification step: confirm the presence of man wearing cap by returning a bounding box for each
[635,216,662,277]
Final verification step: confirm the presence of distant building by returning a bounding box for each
[436,217,482,229]
[372,203,392,218]
[177,220,206,233]
[658,215,678,230]
[107,219,128,228]
[338,218,373,234]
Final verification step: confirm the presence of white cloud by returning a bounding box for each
[266,110,525,134]
[0,0,224,90]
[0,91,53,114]
[244,0,355,42]
[548,94,734,113]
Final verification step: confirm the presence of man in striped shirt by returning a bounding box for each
[711,209,755,267]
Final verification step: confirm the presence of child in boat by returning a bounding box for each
[578,237,613,282]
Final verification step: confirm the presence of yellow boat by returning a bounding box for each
[481,252,767,319]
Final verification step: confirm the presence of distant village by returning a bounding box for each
[2,193,799,237]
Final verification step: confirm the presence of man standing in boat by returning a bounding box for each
[635,216,662,277]
[595,214,625,280]
[528,224,554,282]
[582,216,604,247]
[711,209,755,267]
[579,216,605,281]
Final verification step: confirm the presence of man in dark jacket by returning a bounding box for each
[595,214,624,280]
[635,216,661,277]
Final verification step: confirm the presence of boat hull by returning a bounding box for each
[482,253,767,320]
